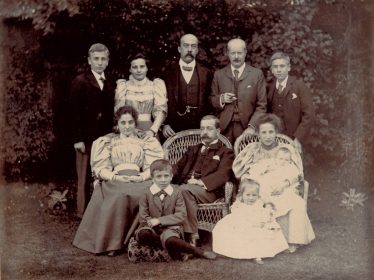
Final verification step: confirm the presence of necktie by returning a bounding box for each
[182,65,193,71]
[233,70,239,95]
[277,84,283,95]
[99,76,105,90]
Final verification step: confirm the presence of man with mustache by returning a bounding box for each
[162,34,212,138]
[172,115,234,246]
[267,51,315,153]
[210,38,267,144]
[70,43,115,217]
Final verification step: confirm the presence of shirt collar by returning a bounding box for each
[91,70,105,81]
[276,76,288,89]
[230,63,246,78]
[150,184,173,196]
[179,59,196,69]
[201,139,218,147]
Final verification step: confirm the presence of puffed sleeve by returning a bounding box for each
[232,143,259,179]
[149,78,167,133]
[139,136,165,181]
[114,79,127,112]
[90,133,115,178]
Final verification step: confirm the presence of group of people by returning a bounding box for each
[70,33,315,263]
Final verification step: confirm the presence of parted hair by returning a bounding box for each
[150,159,173,177]
[114,105,138,125]
[255,113,283,133]
[270,51,290,65]
[88,43,109,56]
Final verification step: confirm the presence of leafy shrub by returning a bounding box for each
[3,44,54,181]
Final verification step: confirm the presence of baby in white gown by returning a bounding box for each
[212,179,288,264]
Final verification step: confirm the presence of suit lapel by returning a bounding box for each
[283,76,295,97]
[153,194,163,213]
[238,63,251,81]
[87,71,101,90]
[268,81,276,102]
[224,65,234,81]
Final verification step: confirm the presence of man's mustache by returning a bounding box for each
[185,53,194,58]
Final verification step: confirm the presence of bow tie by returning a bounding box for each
[182,65,193,71]
[99,76,105,82]
[201,144,210,153]
[155,189,168,199]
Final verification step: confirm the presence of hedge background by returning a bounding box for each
[0,0,373,191]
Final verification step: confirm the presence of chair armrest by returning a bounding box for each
[224,182,234,205]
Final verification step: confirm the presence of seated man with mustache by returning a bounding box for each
[172,115,234,246]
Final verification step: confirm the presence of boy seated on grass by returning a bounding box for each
[135,159,217,261]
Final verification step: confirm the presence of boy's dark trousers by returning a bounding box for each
[137,228,205,260]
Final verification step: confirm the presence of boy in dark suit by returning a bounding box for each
[70,43,115,217]
[267,51,315,154]
[136,159,216,260]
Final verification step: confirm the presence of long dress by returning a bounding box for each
[115,76,167,132]
[233,142,315,245]
[213,200,289,259]
[72,133,164,254]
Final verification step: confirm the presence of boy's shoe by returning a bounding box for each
[202,251,217,260]
[254,258,264,265]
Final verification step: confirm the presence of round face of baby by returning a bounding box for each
[118,113,136,137]
[276,149,292,167]
[241,185,260,205]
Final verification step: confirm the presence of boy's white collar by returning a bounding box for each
[150,184,173,196]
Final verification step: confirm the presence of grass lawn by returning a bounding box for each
[1,167,373,280]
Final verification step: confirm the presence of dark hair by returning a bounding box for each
[129,53,148,66]
[201,115,220,128]
[237,179,260,202]
[150,159,173,177]
[256,113,283,133]
[114,105,138,125]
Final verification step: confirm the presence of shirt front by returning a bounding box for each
[179,59,196,84]
[276,76,289,91]
[230,63,246,79]
[91,70,105,90]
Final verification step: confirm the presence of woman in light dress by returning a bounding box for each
[73,105,164,256]
[232,113,315,253]
[115,53,167,138]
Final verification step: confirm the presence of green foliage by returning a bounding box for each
[2,0,372,181]
[3,45,54,181]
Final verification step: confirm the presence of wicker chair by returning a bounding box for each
[163,129,234,232]
[234,133,309,203]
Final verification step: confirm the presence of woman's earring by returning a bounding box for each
[113,125,119,133]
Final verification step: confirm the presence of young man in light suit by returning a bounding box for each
[70,43,115,217]
[267,51,315,153]
[210,38,267,144]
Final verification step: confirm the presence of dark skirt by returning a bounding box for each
[73,170,152,254]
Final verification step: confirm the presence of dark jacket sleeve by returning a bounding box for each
[248,70,267,127]
[293,80,315,141]
[201,147,235,192]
